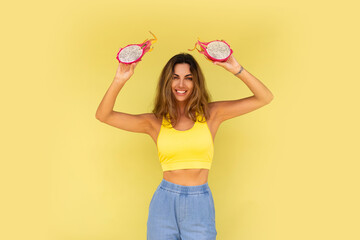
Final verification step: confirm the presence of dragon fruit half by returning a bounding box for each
[189,38,233,62]
[116,31,157,64]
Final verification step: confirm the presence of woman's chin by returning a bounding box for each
[173,95,189,103]
[175,98,187,102]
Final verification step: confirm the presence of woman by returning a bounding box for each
[95,53,273,240]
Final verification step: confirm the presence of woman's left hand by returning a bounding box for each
[212,54,242,75]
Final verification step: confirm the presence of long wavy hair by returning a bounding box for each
[152,53,212,128]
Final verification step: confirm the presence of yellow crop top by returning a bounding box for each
[156,112,214,171]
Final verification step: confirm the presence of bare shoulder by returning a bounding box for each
[143,113,163,144]
[208,102,217,113]
[145,112,162,123]
[207,101,221,123]
[144,112,163,131]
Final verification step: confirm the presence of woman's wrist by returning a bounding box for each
[113,76,128,85]
[233,65,244,75]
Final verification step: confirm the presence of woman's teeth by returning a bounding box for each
[175,89,187,96]
[176,90,186,93]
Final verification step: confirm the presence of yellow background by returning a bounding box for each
[1,0,359,239]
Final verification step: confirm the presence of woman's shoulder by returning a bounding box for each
[145,113,163,127]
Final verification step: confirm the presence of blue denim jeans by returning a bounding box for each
[147,178,217,240]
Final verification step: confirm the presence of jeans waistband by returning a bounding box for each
[159,178,210,194]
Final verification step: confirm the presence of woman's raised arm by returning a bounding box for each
[209,55,274,123]
[95,62,153,134]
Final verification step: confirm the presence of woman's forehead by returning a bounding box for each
[173,63,191,73]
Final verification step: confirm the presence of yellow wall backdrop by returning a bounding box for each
[1,0,359,239]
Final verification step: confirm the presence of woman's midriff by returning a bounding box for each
[163,169,209,186]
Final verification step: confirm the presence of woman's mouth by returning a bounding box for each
[175,89,188,96]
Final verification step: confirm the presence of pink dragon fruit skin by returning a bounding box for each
[189,39,233,62]
[116,31,157,64]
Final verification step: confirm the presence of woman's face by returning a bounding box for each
[171,63,194,103]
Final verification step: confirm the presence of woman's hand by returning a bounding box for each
[114,61,139,82]
[212,54,242,75]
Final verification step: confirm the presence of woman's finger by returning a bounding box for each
[214,61,226,67]
[130,62,138,71]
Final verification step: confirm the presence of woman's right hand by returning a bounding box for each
[114,61,139,82]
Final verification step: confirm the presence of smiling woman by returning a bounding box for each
[95,49,273,240]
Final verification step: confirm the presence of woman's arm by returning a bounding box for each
[95,62,137,120]
[210,55,274,123]
[214,55,274,102]
[95,62,153,134]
